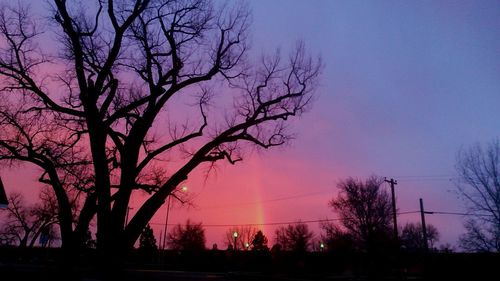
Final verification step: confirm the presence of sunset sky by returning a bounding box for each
[2,0,500,250]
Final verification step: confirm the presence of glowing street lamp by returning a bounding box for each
[320,242,325,252]
[233,231,238,250]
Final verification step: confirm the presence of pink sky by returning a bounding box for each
[2,0,500,250]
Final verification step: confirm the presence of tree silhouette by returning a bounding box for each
[329,176,393,253]
[138,224,157,262]
[167,220,205,251]
[0,189,60,248]
[251,230,269,251]
[0,0,321,262]
[82,229,97,249]
[456,140,500,252]
[320,222,356,254]
[225,226,257,250]
[275,222,314,253]
[400,222,439,252]
[139,224,157,250]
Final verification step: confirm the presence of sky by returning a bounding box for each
[2,0,500,250]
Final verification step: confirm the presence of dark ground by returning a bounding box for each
[0,248,499,281]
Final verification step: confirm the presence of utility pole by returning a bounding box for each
[385,178,398,240]
[159,230,163,252]
[161,186,187,250]
[162,196,172,250]
[419,198,431,252]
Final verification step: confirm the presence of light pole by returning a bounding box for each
[233,231,238,250]
[162,185,188,250]
[162,195,172,250]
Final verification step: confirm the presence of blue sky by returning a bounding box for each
[236,0,500,246]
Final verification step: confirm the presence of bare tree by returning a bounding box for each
[0,189,59,248]
[400,222,439,252]
[168,220,205,251]
[274,222,314,253]
[224,225,257,250]
[456,140,500,252]
[329,176,393,253]
[0,0,321,262]
[320,222,356,253]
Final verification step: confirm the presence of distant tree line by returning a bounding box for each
[2,176,445,256]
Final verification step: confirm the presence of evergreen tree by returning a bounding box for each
[139,224,157,251]
[251,230,269,251]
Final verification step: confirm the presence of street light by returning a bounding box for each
[320,242,325,252]
[162,185,188,250]
[233,231,238,250]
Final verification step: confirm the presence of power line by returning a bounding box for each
[149,218,343,228]
[399,211,419,215]
[147,209,488,229]
[386,174,458,182]
[198,188,333,209]
[197,174,461,210]
[149,210,421,228]
[395,174,454,178]
[398,178,456,182]
[429,211,492,217]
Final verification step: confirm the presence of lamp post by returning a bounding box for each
[162,196,172,250]
[162,185,188,250]
[233,231,238,250]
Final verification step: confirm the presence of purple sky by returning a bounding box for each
[2,0,500,249]
[240,0,500,246]
[164,0,500,248]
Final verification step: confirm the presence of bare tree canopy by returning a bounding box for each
[320,222,356,253]
[400,222,439,252]
[274,222,314,253]
[0,189,60,248]
[456,140,500,252]
[0,0,321,262]
[168,219,205,251]
[224,225,257,250]
[329,176,394,253]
